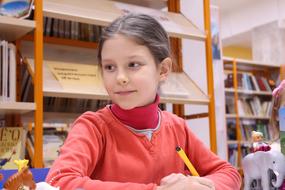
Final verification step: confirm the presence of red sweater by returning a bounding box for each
[46,107,241,190]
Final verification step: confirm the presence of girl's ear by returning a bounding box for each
[159,57,172,82]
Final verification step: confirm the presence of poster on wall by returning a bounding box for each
[211,6,222,60]
[210,6,227,160]
[278,107,285,155]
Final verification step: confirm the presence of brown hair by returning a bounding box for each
[97,13,170,65]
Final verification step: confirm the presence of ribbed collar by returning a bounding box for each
[110,95,160,130]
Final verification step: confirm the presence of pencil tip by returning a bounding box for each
[176,146,181,151]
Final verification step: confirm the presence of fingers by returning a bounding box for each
[273,80,285,97]
[158,174,215,190]
[190,176,215,190]
[160,173,186,186]
[272,87,280,97]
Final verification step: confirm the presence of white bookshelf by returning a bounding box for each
[23,111,80,128]
[43,0,205,40]
[223,56,280,70]
[0,16,35,41]
[226,114,270,120]
[223,56,279,168]
[225,88,272,96]
[26,58,209,105]
[0,102,35,114]
[21,42,209,105]
[227,140,251,146]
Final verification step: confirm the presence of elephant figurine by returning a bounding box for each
[242,150,285,190]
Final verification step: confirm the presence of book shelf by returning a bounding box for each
[0,16,35,41]
[22,34,98,49]
[226,114,270,120]
[23,55,209,105]
[225,88,272,96]
[42,0,205,40]
[0,17,36,115]
[0,1,43,168]
[223,56,280,170]
[17,0,217,167]
[0,102,35,115]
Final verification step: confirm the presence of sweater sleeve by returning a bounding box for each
[184,123,241,190]
[45,114,156,190]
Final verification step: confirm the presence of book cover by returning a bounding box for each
[0,127,25,169]
[46,61,107,95]
[0,0,34,19]
[256,77,267,91]
[279,107,285,155]
[250,75,260,91]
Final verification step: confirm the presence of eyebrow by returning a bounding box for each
[128,55,146,61]
[102,55,144,63]
[129,54,143,58]
[101,59,114,63]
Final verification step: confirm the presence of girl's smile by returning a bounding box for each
[114,90,137,96]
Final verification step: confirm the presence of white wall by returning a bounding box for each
[180,0,210,149]
[220,0,285,41]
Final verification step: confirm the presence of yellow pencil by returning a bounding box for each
[176,146,199,176]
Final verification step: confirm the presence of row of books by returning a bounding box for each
[227,119,273,141]
[44,97,111,113]
[0,40,16,102]
[226,96,273,117]
[0,118,4,127]
[43,97,167,113]
[224,72,274,92]
[43,17,102,42]
[1,49,35,103]
[0,127,27,169]
[228,143,251,167]
[26,126,68,167]
[20,58,34,102]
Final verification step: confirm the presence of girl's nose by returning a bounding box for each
[117,72,129,85]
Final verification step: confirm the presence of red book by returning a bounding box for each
[256,77,267,91]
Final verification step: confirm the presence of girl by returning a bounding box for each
[46,13,241,190]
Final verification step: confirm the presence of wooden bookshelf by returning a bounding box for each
[0,102,35,114]
[223,57,279,169]
[18,0,218,166]
[42,0,206,40]
[0,16,35,41]
[0,6,41,168]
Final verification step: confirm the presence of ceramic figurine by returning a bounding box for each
[251,131,271,152]
[3,166,36,190]
[243,149,285,190]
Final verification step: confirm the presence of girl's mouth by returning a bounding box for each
[115,90,136,95]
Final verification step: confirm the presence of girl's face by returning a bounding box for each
[101,34,168,110]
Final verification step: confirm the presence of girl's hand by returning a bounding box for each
[273,80,285,97]
[157,173,215,190]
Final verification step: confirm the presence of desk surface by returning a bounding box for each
[0,168,49,188]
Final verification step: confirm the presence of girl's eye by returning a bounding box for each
[103,65,115,71]
[129,62,140,68]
